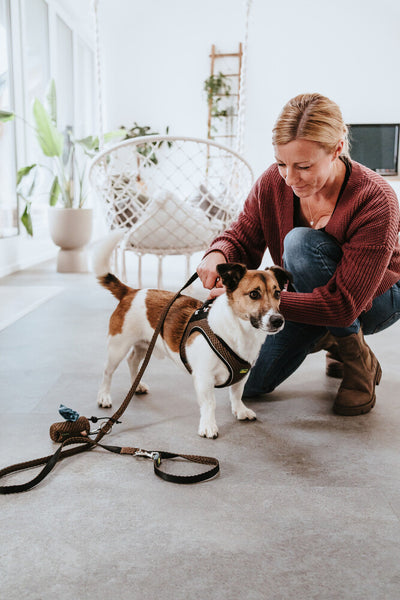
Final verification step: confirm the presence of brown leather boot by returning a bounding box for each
[333,330,382,416]
[325,349,344,379]
[311,332,344,378]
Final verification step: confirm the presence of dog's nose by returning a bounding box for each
[270,315,284,330]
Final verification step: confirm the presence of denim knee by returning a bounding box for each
[283,228,342,292]
[283,228,313,268]
[283,228,321,285]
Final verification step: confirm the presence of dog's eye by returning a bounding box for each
[249,290,261,300]
[274,290,281,299]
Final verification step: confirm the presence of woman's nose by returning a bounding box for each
[285,167,298,186]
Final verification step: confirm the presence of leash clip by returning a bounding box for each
[134,449,161,466]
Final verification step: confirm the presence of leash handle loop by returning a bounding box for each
[120,447,219,484]
[0,438,93,495]
[0,441,219,493]
[154,452,220,484]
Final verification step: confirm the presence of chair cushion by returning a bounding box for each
[127,190,222,250]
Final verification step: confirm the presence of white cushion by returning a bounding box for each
[127,190,221,250]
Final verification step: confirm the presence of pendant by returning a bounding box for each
[310,220,314,226]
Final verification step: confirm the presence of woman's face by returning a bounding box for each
[274,139,343,198]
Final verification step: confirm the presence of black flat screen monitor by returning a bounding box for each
[347,124,399,175]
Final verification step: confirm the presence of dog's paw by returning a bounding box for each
[97,392,112,408]
[198,422,219,439]
[135,382,149,395]
[233,406,257,421]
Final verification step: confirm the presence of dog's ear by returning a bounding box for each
[267,266,294,291]
[217,263,247,292]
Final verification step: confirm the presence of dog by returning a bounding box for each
[93,232,291,438]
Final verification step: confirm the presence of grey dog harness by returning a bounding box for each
[179,300,251,388]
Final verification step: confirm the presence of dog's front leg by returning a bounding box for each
[229,378,257,421]
[192,375,219,439]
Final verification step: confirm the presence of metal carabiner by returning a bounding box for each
[134,449,161,466]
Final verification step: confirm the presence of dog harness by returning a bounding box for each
[179,300,252,388]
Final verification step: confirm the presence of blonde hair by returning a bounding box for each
[272,93,349,156]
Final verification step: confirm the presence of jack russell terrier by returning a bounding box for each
[93,232,291,438]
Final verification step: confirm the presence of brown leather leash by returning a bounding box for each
[0,273,219,494]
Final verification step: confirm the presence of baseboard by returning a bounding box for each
[0,248,57,279]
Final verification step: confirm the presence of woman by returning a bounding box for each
[197,93,400,415]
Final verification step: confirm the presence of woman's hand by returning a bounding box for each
[196,251,227,291]
[207,286,227,299]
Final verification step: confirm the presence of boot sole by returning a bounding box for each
[333,363,382,416]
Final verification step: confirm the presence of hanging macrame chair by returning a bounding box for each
[89,0,253,288]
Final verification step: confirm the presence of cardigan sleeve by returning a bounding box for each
[280,244,395,327]
[204,172,270,268]
[280,176,400,327]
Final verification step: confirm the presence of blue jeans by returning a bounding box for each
[243,227,400,396]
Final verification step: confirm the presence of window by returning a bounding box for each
[0,0,18,238]
[56,15,74,133]
[21,0,50,163]
[76,37,96,137]
[0,0,96,240]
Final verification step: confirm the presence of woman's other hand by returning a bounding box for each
[197,251,226,290]
[207,286,226,299]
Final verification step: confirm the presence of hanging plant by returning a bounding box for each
[204,72,231,104]
[118,123,172,166]
[204,72,232,120]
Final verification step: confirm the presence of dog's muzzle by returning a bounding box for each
[268,314,285,332]
[251,312,285,333]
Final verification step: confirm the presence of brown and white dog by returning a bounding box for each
[94,232,291,438]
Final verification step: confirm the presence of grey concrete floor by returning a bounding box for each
[1,257,400,600]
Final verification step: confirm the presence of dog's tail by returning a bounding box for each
[92,230,130,300]
[98,272,130,301]
[92,230,125,277]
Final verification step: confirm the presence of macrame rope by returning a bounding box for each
[225,0,252,199]
[236,0,252,156]
[92,0,104,151]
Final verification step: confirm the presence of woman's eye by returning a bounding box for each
[298,166,310,170]
[249,290,261,300]
[274,290,281,299]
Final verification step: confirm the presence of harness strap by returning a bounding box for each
[180,306,251,388]
[0,273,220,493]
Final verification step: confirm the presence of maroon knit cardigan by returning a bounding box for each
[206,161,400,327]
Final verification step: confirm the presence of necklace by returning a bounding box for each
[306,198,315,227]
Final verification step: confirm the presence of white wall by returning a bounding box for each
[2,0,400,276]
[100,0,400,178]
[100,0,242,138]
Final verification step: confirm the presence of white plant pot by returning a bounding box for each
[48,207,93,273]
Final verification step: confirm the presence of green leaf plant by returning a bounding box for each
[119,122,172,166]
[204,72,232,119]
[0,80,124,235]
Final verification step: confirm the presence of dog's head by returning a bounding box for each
[216,263,292,334]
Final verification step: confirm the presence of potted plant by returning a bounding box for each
[0,80,124,271]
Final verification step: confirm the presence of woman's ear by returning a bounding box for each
[216,263,247,292]
[333,139,345,160]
